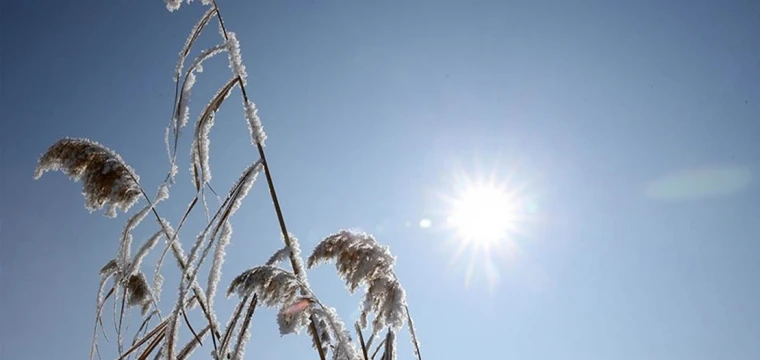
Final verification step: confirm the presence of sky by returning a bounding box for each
[1,0,760,359]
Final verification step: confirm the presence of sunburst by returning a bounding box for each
[437,165,536,289]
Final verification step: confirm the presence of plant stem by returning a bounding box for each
[356,322,370,360]
[405,304,423,360]
[210,2,327,360]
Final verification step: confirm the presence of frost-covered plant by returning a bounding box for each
[33,1,422,360]
[34,138,142,217]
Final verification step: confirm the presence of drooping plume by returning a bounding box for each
[265,246,292,267]
[227,266,307,307]
[126,272,152,309]
[307,230,396,292]
[308,230,407,337]
[228,266,315,337]
[34,138,141,217]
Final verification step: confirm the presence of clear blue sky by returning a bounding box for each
[2,0,760,359]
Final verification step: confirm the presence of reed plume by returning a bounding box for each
[34,138,141,218]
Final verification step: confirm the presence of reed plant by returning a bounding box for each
[33,1,422,359]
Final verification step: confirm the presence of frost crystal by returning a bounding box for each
[226,32,247,85]
[229,161,263,214]
[127,230,163,276]
[190,111,215,184]
[243,99,267,145]
[207,220,232,309]
[165,0,182,12]
[177,43,228,130]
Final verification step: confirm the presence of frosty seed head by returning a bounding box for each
[34,137,141,217]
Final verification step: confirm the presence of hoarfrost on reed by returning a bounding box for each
[206,220,232,314]
[127,230,164,276]
[165,0,182,12]
[317,306,361,360]
[175,6,217,81]
[243,98,267,145]
[307,230,396,293]
[308,230,408,337]
[225,32,247,85]
[277,297,314,335]
[126,272,153,309]
[177,43,228,131]
[34,137,142,217]
[266,246,292,266]
[227,266,308,308]
[308,314,332,354]
[360,276,406,336]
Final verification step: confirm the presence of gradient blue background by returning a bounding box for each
[2,0,760,359]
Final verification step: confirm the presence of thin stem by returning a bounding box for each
[131,182,222,351]
[210,2,326,360]
[356,322,370,360]
[117,286,127,355]
[405,304,423,360]
[230,294,258,359]
[370,338,386,360]
[309,316,328,360]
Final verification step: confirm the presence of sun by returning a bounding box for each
[447,184,519,247]
[436,166,536,290]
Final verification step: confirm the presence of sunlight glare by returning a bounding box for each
[436,164,536,290]
[448,184,517,246]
